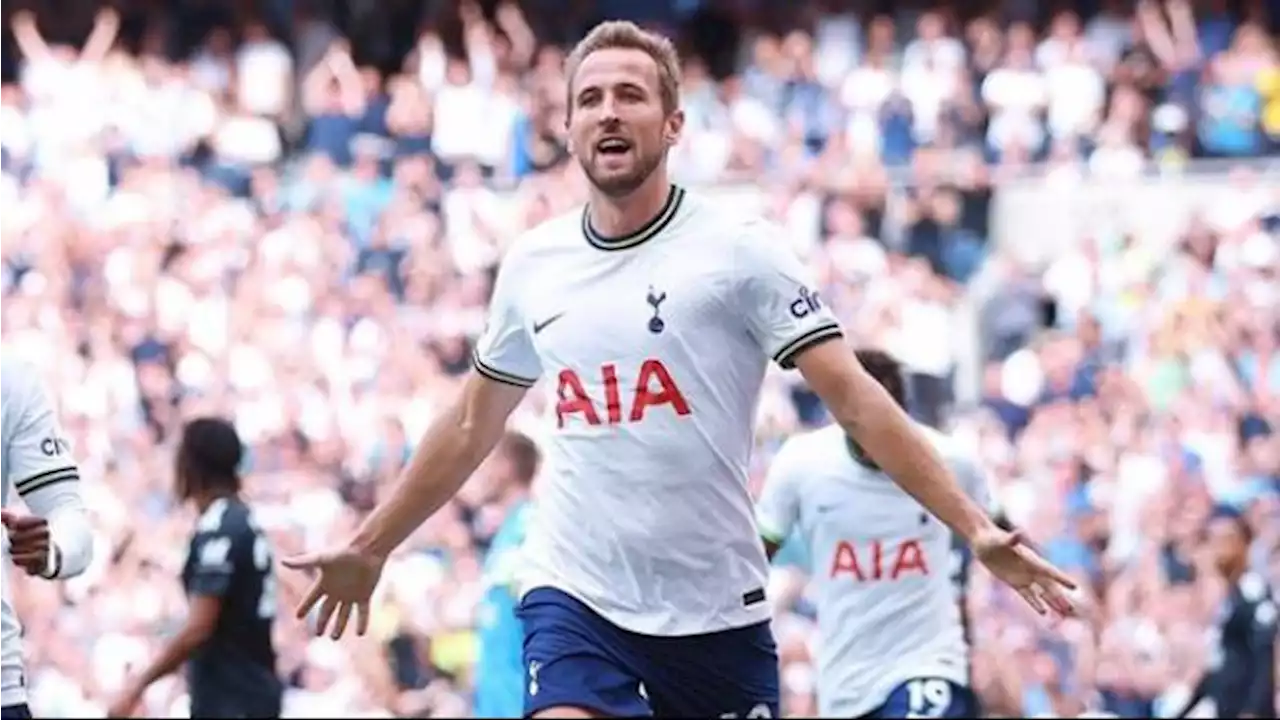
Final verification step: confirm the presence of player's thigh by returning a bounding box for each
[875,678,976,719]
[518,587,652,719]
[643,621,780,718]
[0,704,33,720]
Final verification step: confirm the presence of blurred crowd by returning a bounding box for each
[0,0,1276,717]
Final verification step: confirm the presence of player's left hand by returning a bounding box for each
[971,525,1077,618]
[1,509,52,577]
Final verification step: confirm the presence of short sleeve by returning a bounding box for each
[949,453,995,516]
[735,223,844,369]
[473,253,542,387]
[1255,598,1277,632]
[7,366,80,498]
[186,532,237,597]
[756,439,806,544]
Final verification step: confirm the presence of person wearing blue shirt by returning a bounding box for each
[1198,74,1264,157]
[474,432,541,718]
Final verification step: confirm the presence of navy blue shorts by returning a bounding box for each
[864,678,976,718]
[518,587,779,718]
[1,704,32,720]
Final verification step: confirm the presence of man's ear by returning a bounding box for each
[563,108,576,157]
[664,109,685,148]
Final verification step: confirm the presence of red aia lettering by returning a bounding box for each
[828,539,929,581]
[555,359,692,428]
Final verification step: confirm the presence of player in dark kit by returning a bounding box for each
[1174,506,1276,719]
[107,417,283,719]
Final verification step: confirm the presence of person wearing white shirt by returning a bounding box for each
[758,349,998,719]
[2,354,95,720]
[287,21,1076,720]
[235,22,294,119]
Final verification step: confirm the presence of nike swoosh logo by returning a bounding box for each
[533,313,564,334]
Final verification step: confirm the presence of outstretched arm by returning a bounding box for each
[734,225,990,547]
[734,222,1074,616]
[287,245,541,639]
[350,372,526,559]
[352,242,540,558]
[793,343,1075,614]
[794,344,992,543]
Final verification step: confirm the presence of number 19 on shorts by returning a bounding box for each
[886,678,974,719]
[906,679,951,718]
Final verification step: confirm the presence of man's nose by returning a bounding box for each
[597,96,621,124]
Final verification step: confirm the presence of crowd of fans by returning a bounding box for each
[1,0,1276,716]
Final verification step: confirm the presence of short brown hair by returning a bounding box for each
[565,21,682,114]
[854,349,906,409]
[497,430,541,486]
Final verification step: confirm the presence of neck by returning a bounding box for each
[194,490,233,513]
[1224,563,1246,586]
[587,170,672,238]
[846,436,881,471]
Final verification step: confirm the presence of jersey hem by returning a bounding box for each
[520,581,772,638]
[473,351,538,388]
[1,668,26,707]
[774,323,844,369]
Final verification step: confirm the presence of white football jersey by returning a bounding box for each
[2,355,83,705]
[756,423,992,717]
[474,185,843,636]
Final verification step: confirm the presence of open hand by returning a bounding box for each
[1,510,52,577]
[283,545,385,639]
[971,526,1077,618]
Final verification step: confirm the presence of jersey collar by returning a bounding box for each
[581,184,685,251]
[846,436,881,471]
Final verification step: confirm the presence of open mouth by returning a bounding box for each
[595,137,632,156]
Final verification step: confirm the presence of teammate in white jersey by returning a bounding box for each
[759,350,993,718]
[285,20,1076,719]
[1,355,94,719]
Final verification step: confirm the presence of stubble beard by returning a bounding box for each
[581,148,665,199]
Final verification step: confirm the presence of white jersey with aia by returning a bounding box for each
[2,356,83,705]
[473,185,843,636]
[756,423,993,717]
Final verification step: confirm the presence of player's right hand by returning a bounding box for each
[1,509,52,577]
[282,545,385,640]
